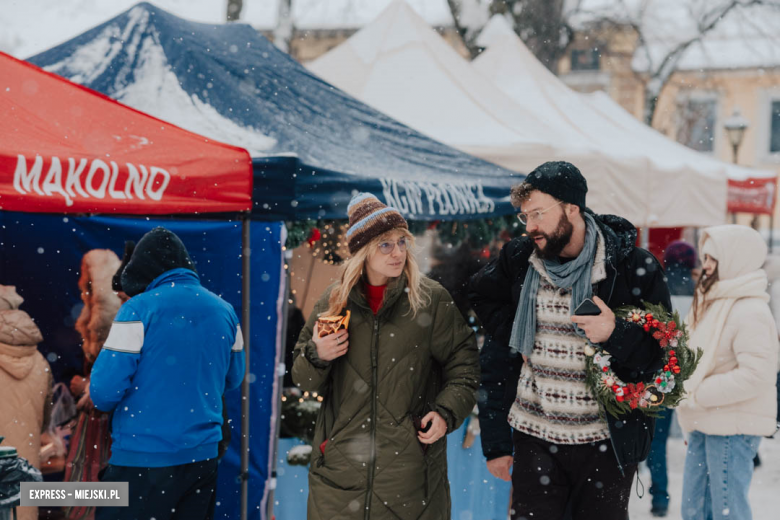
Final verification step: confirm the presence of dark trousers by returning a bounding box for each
[648,409,673,509]
[95,458,218,520]
[511,430,637,520]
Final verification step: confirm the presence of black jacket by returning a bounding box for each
[468,213,671,471]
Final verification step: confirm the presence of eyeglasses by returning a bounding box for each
[517,201,563,225]
[378,238,408,255]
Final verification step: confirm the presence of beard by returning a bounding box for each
[529,212,574,261]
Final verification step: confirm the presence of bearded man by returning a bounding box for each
[469,161,671,520]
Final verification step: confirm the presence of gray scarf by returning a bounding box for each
[509,212,599,356]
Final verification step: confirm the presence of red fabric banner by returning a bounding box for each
[728,177,778,215]
[0,52,252,214]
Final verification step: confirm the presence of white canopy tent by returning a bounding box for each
[308,1,772,228]
[473,20,776,184]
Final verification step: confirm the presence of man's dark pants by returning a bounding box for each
[95,458,218,520]
[511,430,636,520]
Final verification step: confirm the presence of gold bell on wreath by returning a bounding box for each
[644,385,665,406]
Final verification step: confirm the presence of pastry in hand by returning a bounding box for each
[317,310,351,338]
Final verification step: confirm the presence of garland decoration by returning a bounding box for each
[284,215,524,250]
[584,302,702,418]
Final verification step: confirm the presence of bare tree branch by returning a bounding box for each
[446,0,766,126]
[274,0,294,54]
[226,0,243,22]
[446,0,573,70]
[641,0,747,124]
[446,0,483,59]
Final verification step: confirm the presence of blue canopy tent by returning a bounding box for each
[28,2,523,223]
[28,3,522,518]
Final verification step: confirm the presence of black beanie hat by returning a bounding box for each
[524,161,588,210]
[121,227,196,297]
[112,241,136,292]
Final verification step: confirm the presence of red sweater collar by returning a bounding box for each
[365,283,387,314]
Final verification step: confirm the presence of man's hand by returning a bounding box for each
[312,323,349,362]
[486,455,513,481]
[70,375,88,397]
[570,296,615,343]
[418,412,447,445]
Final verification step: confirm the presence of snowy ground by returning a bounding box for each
[629,435,780,520]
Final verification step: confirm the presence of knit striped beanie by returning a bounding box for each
[346,193,408,254]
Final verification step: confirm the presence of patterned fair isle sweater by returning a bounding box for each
[508,231,611,445]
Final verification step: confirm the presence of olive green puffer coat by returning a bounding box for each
[293,275,479,520]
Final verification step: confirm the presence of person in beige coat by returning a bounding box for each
[0,285,52,520]
[677,225,778,520]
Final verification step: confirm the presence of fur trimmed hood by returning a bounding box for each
[75,249,122,362]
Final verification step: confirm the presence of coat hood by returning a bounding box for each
[0,342,39,380]
[700,225,767,281]
[121,227,196,297]
[591,212,638,263]
[75,249,122,362]
[0,310,43,346]
[0,286,43,348]
[0,287,43,380]
[0,285,24,311]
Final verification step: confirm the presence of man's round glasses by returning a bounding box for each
[517,201,563,225]
[378,238,408,255]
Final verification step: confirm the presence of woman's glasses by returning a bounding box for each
[378,238,408,255]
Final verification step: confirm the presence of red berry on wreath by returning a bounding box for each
[646,314,653,320]
[673,366,681,374]
[670,356,678,365]
[616,395,625,402]
[612,385,620,393]
[669,350,676,356]
[652,320,660,327]
[602,367,608,372]
[655,378,662,384]
[664,365,670,372]
[643,324,651,332]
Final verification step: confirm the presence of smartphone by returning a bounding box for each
[574,298,601,316]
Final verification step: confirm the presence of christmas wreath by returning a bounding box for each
[584,302,702,418]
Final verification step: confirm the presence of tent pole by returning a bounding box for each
[241,214,251,520]
[267,265,290,520]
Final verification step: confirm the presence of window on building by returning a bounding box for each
[771,100,780,153]
[677,98,717,153]
[570,49,600,71]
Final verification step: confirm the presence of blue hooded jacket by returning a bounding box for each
[90,268,245,467]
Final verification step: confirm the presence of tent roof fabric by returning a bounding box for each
[28,2,521,222]
[0,51,252,214]
[309,1,774,227]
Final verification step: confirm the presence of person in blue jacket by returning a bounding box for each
[90,227,245,520]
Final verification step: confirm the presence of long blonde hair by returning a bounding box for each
[325,228,430,317]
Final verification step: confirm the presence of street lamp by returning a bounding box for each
[723,107,749,164]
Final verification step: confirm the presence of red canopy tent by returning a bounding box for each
[1,53,263,517]
[0,51,252,213]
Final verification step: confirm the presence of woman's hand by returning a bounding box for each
[417,411,447,445]
[76,385,94,411]
[312,323,349,362]
[486,455,513,481]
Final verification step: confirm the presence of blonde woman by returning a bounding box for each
[678,225,778,520]
[292,193,479,520]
